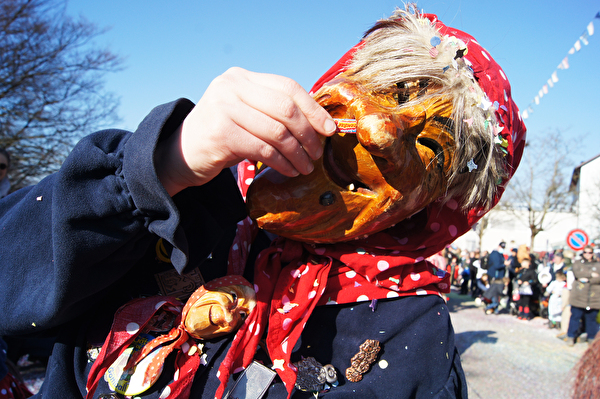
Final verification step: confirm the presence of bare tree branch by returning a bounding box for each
[498,130,573,249]
[0,0,123,190]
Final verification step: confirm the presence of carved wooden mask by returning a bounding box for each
[184,284,256,339]
[246,72,456,243]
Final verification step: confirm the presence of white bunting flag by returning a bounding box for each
[521,13,598,120]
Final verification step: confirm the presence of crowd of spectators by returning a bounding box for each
[437,242,600,346]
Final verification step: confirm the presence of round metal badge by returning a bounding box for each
[105,334,164,396]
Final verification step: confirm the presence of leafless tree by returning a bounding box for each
[474,212,489,250]
[0,0,122,190]
[498,130,573,249]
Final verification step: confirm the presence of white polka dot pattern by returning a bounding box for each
[220,10,527,399]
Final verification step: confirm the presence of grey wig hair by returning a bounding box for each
[346,5,507,211]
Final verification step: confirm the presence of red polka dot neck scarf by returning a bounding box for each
[215,12,526,399]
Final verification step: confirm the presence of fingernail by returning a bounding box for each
[313,145,323,160]
[305,162,314,174]
[324,119,337,134]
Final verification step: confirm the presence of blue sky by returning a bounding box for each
[67,0,600,167]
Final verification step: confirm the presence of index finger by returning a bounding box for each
[245,70,337,137]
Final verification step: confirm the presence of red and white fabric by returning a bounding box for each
[215,12,527,399]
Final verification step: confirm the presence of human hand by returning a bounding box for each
[156,67,337,196]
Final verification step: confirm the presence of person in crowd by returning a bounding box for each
[473,273,490,306]
[545,271,567,329]
[484,276,510,315]
[516,244,530,265]
[504,247,520,306]
[529,252,540,272]
[505,247,520,278]
[550,253,566,282]
[566,245,600,346]
[0,6,526,399]
[0,148,11,199]
[557,260,576,340]
[468,250,481,296]
[459,260,470,295]
[487,241,507,280]
[477,251,486,274]
[506,247,519,271]
[455,255,463,289]
[515,259,538,320]
[444,247,460,287]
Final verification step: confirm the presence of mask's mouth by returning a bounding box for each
[322,136,373,195]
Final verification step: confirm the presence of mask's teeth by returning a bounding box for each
[347,183,355,191]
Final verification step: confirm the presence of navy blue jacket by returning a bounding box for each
[487,250,506,280]
[0,100,467,398]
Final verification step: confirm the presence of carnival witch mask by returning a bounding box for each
[185,281,256,339]
[248,76,456,243]
[247,15,509,244]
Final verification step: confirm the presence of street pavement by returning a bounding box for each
[447,291,589,399]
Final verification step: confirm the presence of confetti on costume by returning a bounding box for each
[215,8,527,399]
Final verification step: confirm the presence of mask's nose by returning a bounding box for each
[211,305,234,328]
[314,77,426,165]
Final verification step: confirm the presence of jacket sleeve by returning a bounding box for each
[578,262,600,284]
[487,252,503,275]
[0,99,214,335]
[590,273,600,285]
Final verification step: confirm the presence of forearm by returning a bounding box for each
[0,99,195,335]
[573,263,600,284]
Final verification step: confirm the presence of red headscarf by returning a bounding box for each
[216,13,526,399]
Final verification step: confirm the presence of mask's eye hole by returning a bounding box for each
[230,292,238,302]
[394,82,409,105]
[239,311,247,320]
[393,79,430,105]
[418,79,430,96]
[417,137,444,170]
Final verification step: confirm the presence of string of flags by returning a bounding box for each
[521,12,600,119]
